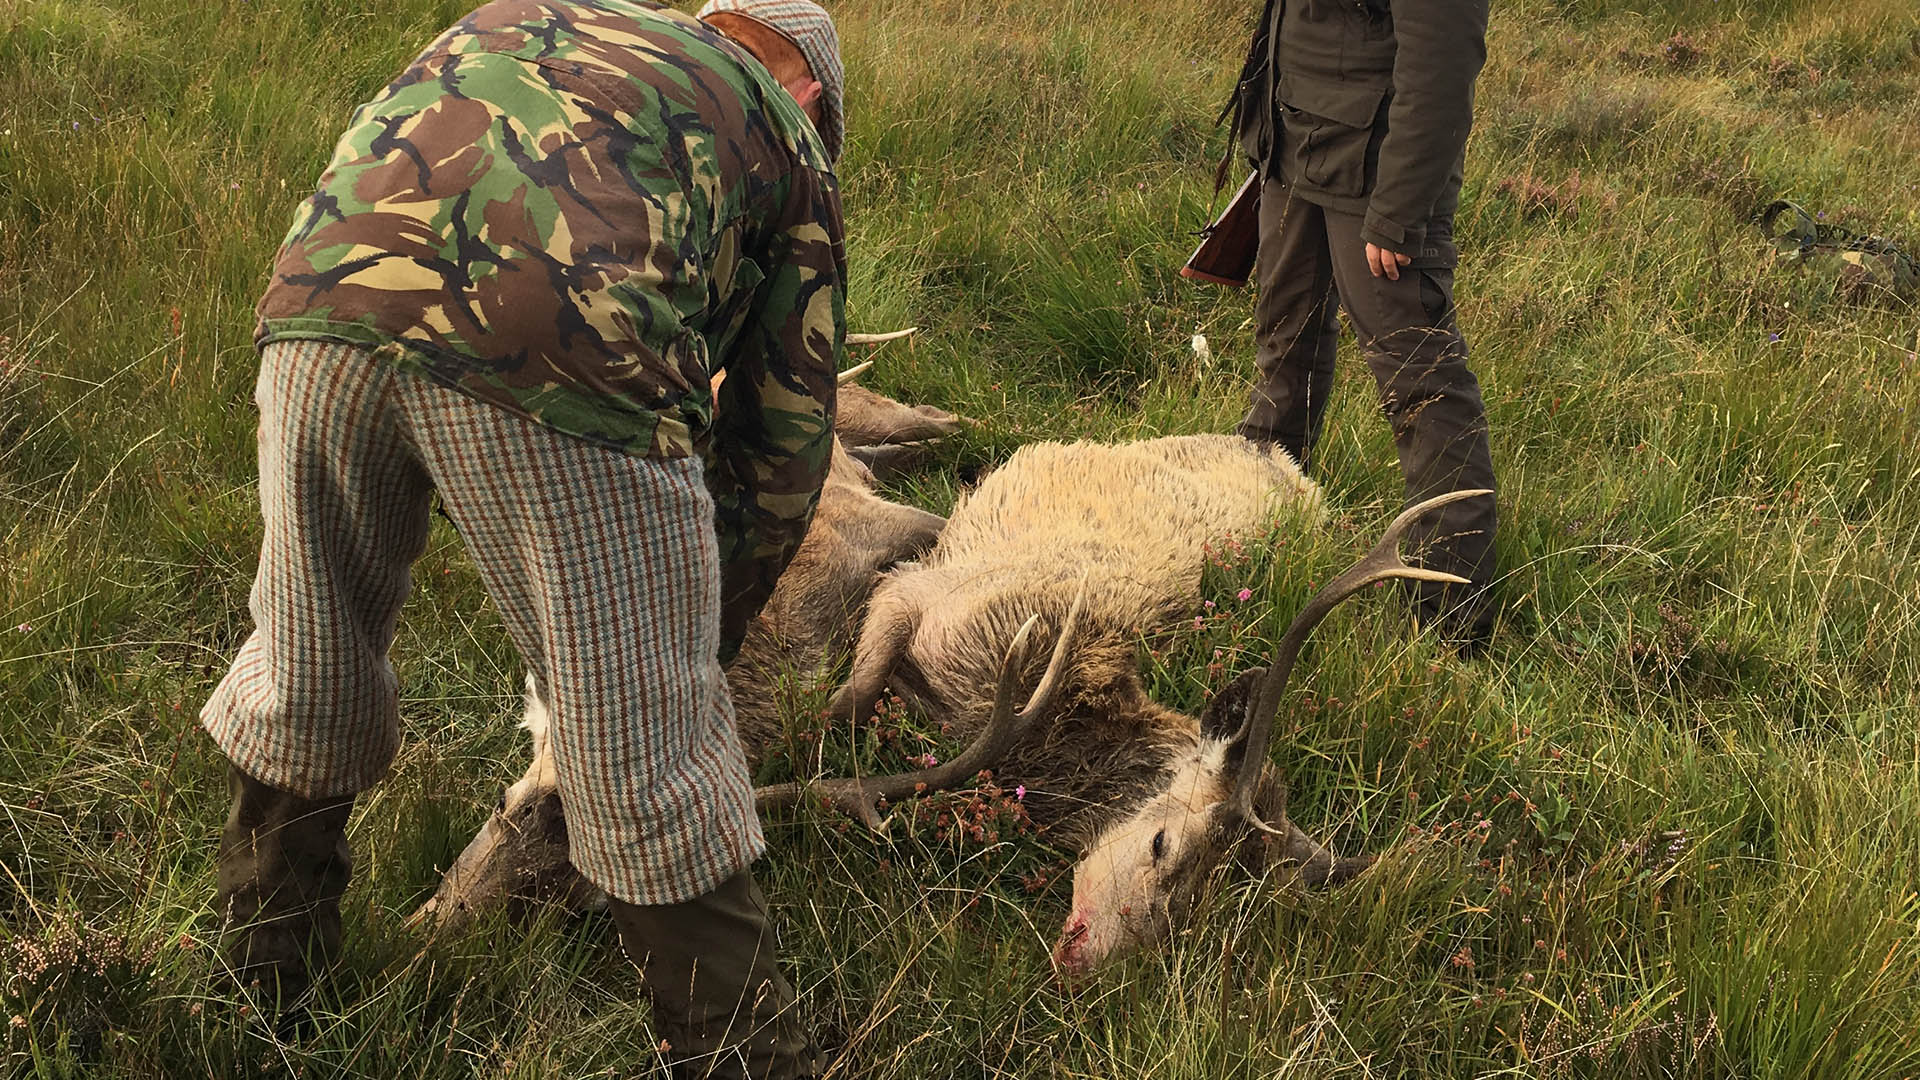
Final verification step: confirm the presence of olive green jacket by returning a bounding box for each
[1234,0,1488,261]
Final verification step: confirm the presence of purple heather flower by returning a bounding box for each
[1236,588,1254,601]
[1015,785,1026,801]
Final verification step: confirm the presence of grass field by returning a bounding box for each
[5,0,1920,1075]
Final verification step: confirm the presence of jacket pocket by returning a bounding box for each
[1277,71,1388,199]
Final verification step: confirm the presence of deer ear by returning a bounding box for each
[1199,666,1267,743]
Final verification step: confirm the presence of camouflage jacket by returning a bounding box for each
[256,0,846,658]
[1759,200,1919,303]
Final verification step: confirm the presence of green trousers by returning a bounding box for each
[1242,178,1498,644]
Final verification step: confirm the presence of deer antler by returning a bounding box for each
[1227,489,1493,834]
[757,574,1089,831]
[845,327,920,346]
[835,327,923,384]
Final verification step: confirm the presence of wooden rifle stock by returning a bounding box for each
[1180,173,1261,287]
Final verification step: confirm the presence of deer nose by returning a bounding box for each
[1051,913,1091,975]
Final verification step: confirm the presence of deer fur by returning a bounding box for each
[823,434,1354,974]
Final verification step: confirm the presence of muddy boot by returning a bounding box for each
[609,868,820,1080]
[214,764,354,1008]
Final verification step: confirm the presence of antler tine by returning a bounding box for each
[1227,488,1494,834]
[836,360,875,384]
[757,612,1045,830]
[845,327,921,346]
[1017,571,1089,717]
[758,574,1089,831]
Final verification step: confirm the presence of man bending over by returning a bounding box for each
[201,2,846,1075]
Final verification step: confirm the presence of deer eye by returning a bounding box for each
[1150,829,1166,863]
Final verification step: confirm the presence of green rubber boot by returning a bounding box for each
[213,764,354,1008]
[609,868,821,1080]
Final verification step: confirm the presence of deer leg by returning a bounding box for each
[846,441,937,479]
[827,594,922,724]
[411,683,604,935]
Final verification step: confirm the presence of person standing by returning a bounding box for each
[1230,0,1498,648]
[201,1,847,1075]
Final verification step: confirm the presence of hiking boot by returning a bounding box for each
[214,764,354,1008]
[609,868,820,1080]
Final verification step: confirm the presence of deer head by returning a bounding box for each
[1049,489,1490,975]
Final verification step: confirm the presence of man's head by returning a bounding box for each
[698,0,845,163]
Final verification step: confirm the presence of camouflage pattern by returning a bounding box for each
[1760,200,1918,304]
[696,0,845,163]
[255,0,846,653]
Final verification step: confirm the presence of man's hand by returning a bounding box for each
[1366,242,1412,281]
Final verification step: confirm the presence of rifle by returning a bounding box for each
[1180,173,1261,287]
